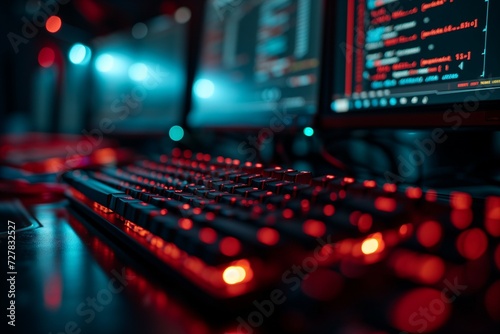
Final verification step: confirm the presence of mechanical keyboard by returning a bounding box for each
[61,149,500,332]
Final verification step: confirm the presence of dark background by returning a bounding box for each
[0,0,205,134]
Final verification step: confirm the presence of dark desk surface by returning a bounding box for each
[4,197,500,334]
[3,200,233,334]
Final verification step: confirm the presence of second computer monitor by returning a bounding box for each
[327,0,500,127]
[188,0,324,129]
[91,16,188,134]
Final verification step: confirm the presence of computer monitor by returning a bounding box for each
[325,0,500,128]
[90,16,187,134]
[188,0,324,129]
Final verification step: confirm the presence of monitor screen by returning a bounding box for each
[328,0,500,127]
[91,16,187,134]
[188,0,324,129]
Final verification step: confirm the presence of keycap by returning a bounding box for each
[63,172,125,206]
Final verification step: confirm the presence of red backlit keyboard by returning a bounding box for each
[62,150,500,332]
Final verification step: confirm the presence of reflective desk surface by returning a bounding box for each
[3,196,500,334]
[3,200,235,334]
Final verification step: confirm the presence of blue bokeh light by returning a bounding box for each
[169,125,185,142]
[194,79,215,99]
[69,43,91,65]
[128,63,148,81]
[95,54,115,72]
[303,127,315,137]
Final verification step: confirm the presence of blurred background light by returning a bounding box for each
[46,16,62,33]
[128,63,148,81]
[303,127,315,137]
[169,125,185,141]
[194,79,215,99]
[174,7,192,24]
[69,44,91,65]
[95,54,115,72]
[38,47,55,68]
[131,22,148,39]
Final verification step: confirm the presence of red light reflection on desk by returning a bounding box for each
[44,273,62,310]
[67,215,212,334]
[390,288,451,333]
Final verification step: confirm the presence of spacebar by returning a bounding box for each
[63,172,125,206]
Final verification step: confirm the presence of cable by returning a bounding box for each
[319,145,348,171]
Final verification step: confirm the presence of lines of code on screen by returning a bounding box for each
[332,0,500,113]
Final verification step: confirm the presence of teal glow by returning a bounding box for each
[303,127,314,137]
[194,79,215,98]
[169,125,185,142]
[69,43,91,65]
[128,63,148,81]
[95,54,114,72]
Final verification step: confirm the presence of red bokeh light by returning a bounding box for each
[75,0,104,22]
[256,227,280,246]
[178,218,193,230]
[43,273,62,310]
[38,47,55,68]
[417,220,442,248]
[406,186,423,199]
[363,180,376,188]
[375,197,397,212]
[45,16,62,33]
[383,183,397,192]
[303,219,326,238]
[323,204,335,216]
[199,228,217,244]
[418,256,445,284]
[456,228,488,260]
[220,237,241,257]
[450,209,473,229]
[485,196,500,237]
[357,214,373,233]
[390,288,452,333]
[161,2,177,15]
[485,280,500,321]
[282,208,294,219]
[450,191,472,210]
[390,250,444,284]
[425,189,437,202]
